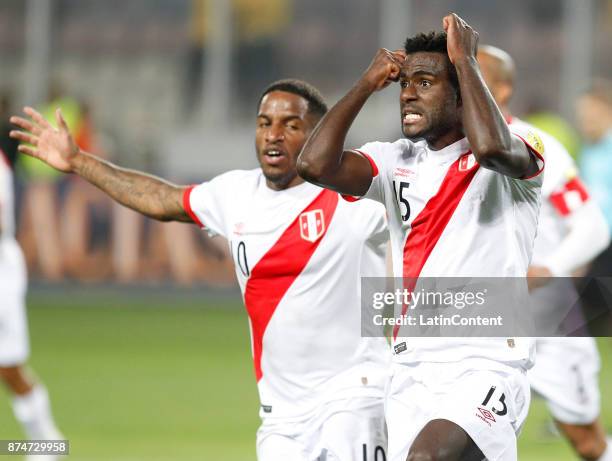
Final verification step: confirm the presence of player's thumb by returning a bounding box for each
[55,108,69,132]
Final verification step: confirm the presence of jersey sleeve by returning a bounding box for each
[508,125,545,186]
[182,171,237,238]
[342,141,391,204]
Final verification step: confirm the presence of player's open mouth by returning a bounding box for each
[403,112,423,125]
[263,148,286,166]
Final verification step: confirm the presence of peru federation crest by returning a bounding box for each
[299,209,325,243]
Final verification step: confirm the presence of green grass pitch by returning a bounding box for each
[0,290,610,460]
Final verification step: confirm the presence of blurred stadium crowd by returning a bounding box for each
[0,0,611,286]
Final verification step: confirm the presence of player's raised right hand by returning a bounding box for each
[10,107,79,173]
[359,48,406,92]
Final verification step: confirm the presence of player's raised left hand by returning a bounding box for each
[443,13,479,65]
[10,107,80,173]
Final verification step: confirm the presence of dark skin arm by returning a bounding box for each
[297,48,406,197]
[10,107,190,222]
[445,14,539,178]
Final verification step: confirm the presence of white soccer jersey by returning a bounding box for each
[184,169,391,420]
[0,150,15,241]
[350,130,544,367]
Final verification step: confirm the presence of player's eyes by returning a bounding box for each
[287,124,300,131]
[400,81,409,88]
[420,80,432,88]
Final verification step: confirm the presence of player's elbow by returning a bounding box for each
[472,143,512,168]
[296,154,325,184]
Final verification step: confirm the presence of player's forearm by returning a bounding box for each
[297,81,373,183]
[72,151,190,222]
[454,57,526,175]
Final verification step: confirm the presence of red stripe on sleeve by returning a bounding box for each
[549,176,590,216]
[244,189,339,381]
[182,185,205,228]
[341,149,379,202]
[354,150,379,177]
[393,154,479,339]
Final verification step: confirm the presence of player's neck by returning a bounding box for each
[265,174,305,191]
[426,130,464,151]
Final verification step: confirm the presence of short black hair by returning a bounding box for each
[258,79,328,121]
[404,31,459,94]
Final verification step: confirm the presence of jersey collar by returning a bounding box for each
[424,137,471,164]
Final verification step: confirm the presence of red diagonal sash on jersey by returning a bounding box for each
[394,153,479,339]
[244,189,339,381]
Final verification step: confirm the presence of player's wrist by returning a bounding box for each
[69,149,88,174]
[354,76,379,95]
[453,54,478,70]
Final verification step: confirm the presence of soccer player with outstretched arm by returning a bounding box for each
[297,14,545,461]
[11,79,391,461]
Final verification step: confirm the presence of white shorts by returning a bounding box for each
[257,396,387,461]
[528,337,601,425]
[385,360,530,461]
[0,239,29,366]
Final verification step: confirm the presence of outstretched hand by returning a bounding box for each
[10,107,80,173]
[443,13,479,65]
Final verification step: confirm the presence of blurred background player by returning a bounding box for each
[478,45,612,461]
[10,79,391,461]
[577,80,612,279]
[0,148,63,459]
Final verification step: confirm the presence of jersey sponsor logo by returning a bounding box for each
[299,209,325,243]
[394,342,407,354]
[233,222,246,235]
[476,407,496,426]
[394,167,416,179]
[458,153,478,172]
[261,405,272,413]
